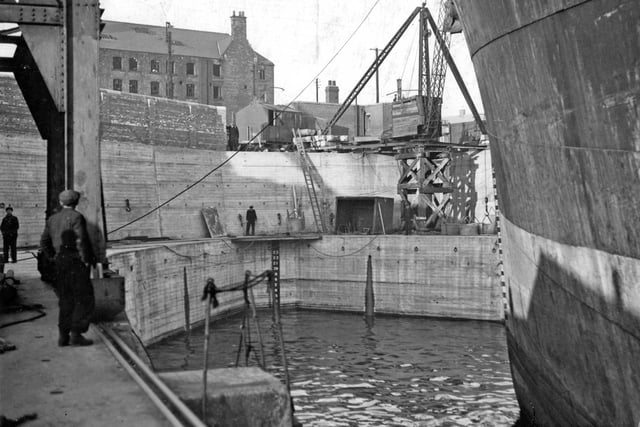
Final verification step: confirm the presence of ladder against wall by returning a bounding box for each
[292,129,327,233]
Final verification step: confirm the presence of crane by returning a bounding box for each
[320,1,485,141]
[320,6,423,136]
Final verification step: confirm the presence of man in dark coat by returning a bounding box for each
[54,229,95,346]
[246,205,257,236]
[40,190,96,346]
[1,207,19,263]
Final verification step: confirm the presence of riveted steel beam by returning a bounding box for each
[0,4,63,26]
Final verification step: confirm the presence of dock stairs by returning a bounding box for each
[292,129,327,233]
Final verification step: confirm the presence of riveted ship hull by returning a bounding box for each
[454,0,640,424]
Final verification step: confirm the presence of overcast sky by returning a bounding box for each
[102,0,482,117]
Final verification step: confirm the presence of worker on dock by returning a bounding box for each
[246,205,257,236]
[53,229,95,346]
[1,206,19,263]
[40,190,96,346]
[401,201,413,235]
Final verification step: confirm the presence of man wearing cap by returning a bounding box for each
[40,189,96,346]
[245,205,257,236]
[1,206,19,263]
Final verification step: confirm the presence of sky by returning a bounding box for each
[74,1,485,118]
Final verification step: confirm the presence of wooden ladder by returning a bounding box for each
[292,129,326,233]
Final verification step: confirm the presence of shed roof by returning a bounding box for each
[262,103,301,113]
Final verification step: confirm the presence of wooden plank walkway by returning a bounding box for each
[230,233,322,243]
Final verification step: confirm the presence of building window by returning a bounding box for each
[112,56,122,70]
[186,83,195,98]
[212,64,221,77]
[150,59,160,73]
[212,86,221,99]
[129,57,138,71]
[259,66,265,80]
[129,80,138,93]
[186,62,195,75]
[113,78,122,91]
[150,81,160,96]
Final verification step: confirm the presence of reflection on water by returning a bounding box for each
[147,310,519,426]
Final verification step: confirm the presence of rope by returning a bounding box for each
[400,22,417,84]
[0,304,46,329]
[156,239,257,262]
[308,235,379,258]
[161,245,194,260]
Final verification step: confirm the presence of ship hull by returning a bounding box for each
[455,0,640,425]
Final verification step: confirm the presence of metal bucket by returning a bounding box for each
[287,218,303,234]
[442,223,461,235]
[460,224,479,235]
[91,275,125,322]
[480,222,497,234]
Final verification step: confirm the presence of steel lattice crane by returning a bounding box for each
[321,1,485,140]
[303,2,488,233]
[422,1,452,139]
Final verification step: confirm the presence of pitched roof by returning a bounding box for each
[100,21,232,59]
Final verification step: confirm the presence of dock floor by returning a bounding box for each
[0,252,169,426]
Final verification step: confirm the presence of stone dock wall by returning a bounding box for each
[108,234,502,344]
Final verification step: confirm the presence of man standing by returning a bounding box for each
[246,205,257,236]
[40,190,96,346]
[1,207,19,263]
[401,201,413,235]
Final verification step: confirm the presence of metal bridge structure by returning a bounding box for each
[0,0,106,261]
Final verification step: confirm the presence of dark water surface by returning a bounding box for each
[147,310,519,426]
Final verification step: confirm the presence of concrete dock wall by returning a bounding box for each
[0,76,495,248]
[103,146,400,241]
[108,235,502,344]
[288,235,502,319]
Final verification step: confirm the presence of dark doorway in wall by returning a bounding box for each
[335,197,393,234]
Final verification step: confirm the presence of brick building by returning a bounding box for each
[99,11,274,123]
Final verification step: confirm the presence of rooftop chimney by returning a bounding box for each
[325,80,339,104]
[231,10,247,40]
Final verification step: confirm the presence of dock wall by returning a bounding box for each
[0,76,494,248]
[108,235,502,344]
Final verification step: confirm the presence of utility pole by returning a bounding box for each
[166,22,174,99]
[369,48,379,103]
[315,78,319,102]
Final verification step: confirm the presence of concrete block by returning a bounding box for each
[159,367,292,427]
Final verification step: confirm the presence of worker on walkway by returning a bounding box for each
[53,229,95,346]
[1,206,19,263]
[401,201,413,235]
[246,205,257,236]
[40,190,96,346]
